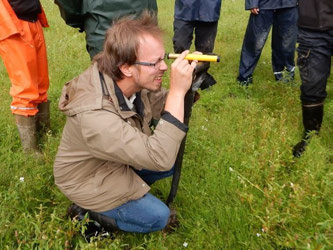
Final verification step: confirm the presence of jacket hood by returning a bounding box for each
[59,63,111,116]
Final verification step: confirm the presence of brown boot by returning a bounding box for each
[36,101,50,134]
[14,114,38,152]
[163,208,179,233]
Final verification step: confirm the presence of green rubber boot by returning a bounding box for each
[14,114,38,152]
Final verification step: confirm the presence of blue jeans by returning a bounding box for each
[100,167,174,233]
[238,7,298,81]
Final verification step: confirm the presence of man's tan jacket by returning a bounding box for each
[54,63,187,212]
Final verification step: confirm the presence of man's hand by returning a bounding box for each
[250,8,259,15]
[169,50,197,96]
[164,50,197,123]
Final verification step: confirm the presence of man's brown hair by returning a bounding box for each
[94,11,163,81]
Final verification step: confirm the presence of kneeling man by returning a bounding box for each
[54,12,196,233]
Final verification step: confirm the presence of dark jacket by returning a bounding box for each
[245,0,297,10]
[174,0,222,22]
[8,0,41,22]
[298,0,333,31]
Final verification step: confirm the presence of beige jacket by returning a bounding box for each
[54,63,187,212]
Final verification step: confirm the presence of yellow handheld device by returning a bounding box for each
[167,53,220,62]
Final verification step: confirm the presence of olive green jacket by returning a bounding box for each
[55,0,158,58]
[54,63,186,212]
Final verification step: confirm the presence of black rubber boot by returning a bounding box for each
[67,204,117,242]
[293,103,323,157]
[36,100,51,134]
[199,72,217,90]
[14,114,38,153]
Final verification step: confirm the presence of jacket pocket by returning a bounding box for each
[297,46,311,79]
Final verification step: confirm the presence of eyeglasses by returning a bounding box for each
[134,54,166,69]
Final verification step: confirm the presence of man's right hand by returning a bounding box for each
[164,50,197,123]
[250,8,259,15]
[169,50,197,96]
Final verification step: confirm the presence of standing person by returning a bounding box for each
[237,0,298,86]
[0,0,50,152]
[292,0,333,157]
[173,0,222,89]
[54,12,197,234]
[55,0,158,60]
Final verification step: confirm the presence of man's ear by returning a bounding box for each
[119,64,133,77]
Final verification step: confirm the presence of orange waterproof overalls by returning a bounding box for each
[0,0,49,116]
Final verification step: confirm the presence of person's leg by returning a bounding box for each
[194,21,218,53]
[0,20,46,151]
[238,10,273,85]
[34,20,49,105]
[34,20,51,133]
[193,21,218,89]
[173,19,195,53]
[101,193,170,233]
[293,29,332,157]
[271,7,298,81]
[0,22,41,116]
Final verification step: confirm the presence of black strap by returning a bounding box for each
[99,72,110,96]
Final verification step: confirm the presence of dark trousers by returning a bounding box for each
[173,19,218,53]
[173,19,218,89]
[297,28,333,104]
[238,7,298,81]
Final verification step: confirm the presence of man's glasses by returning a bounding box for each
[134,54,166,69]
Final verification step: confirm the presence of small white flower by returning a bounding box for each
[19,177,24,182]
[183,242,188,247]
[229,167,234,172]
[256,233,261,237]
[290,182,294,188]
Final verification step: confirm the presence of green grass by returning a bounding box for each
[0,0,332,248]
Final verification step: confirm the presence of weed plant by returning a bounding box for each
[0,0,332,249]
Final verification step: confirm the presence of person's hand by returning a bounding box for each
[250,8,259,15]
[169,50,197,96]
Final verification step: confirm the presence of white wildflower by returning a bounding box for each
[256,233,261,237]
[183,242,188,247]
[19,177,24,182]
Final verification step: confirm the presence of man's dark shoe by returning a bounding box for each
[237,76,253,87]
[274,72,283,81]
[199,73,217,90]
[275,70,295,83]
[67,204,114,242]
[292,139,307,158]
[67,203,88,219]
[283,70,295,83]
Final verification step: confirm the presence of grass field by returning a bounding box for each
[0,0,332,249]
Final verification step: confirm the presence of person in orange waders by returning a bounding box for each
[0,0,50,152]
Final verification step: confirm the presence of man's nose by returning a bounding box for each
[159,60,168,71]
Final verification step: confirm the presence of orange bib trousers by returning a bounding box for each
[0,0,49,116]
